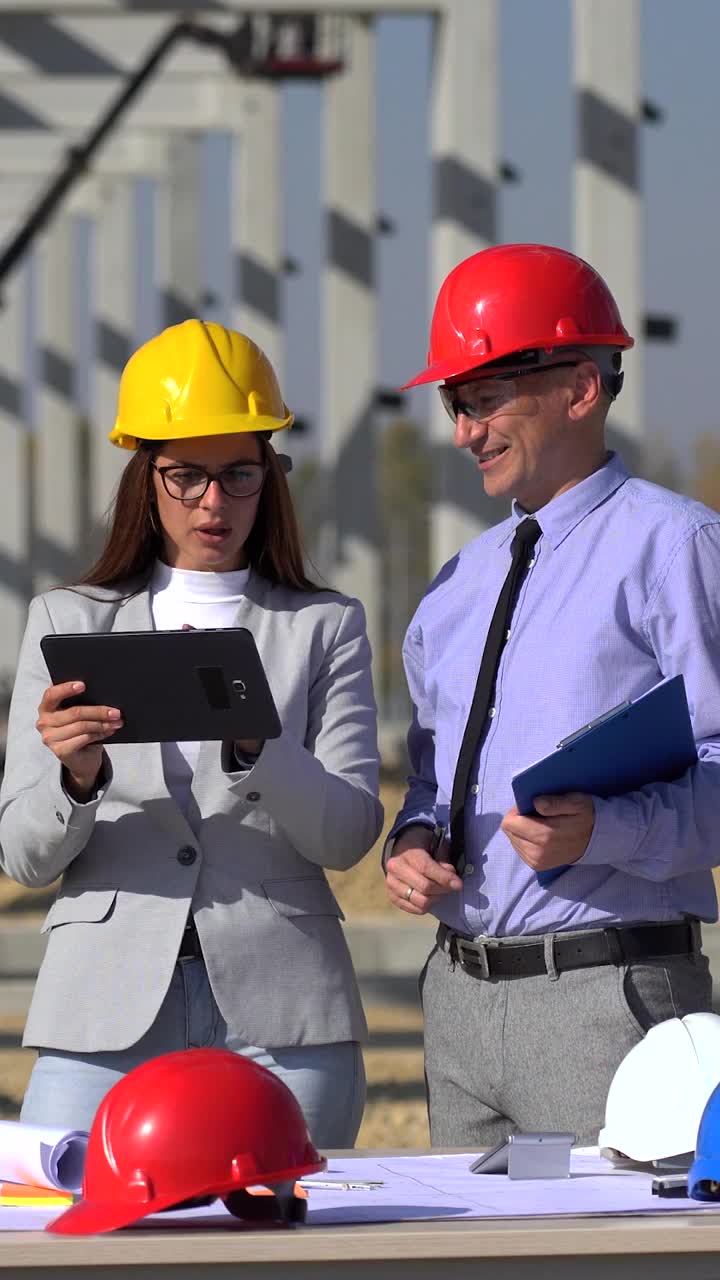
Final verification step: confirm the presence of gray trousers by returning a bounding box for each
[421,928,713,1146]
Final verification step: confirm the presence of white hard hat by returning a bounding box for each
[599,1013,720,1164]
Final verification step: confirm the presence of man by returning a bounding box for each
[385,243,720,1145]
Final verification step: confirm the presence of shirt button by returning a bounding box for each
[470,784,479,795]
[177,846,197,866]
[464,863,475,877]
[488,707,496,718]
[55,810,65,825]
[528,557,536,568]
[247,791,261,803]
[505,628,512,640]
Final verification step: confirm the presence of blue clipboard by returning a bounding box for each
[511,675,697,887]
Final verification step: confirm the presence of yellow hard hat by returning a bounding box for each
[109,319,294,450]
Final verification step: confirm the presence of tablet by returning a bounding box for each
[40,628,281,744]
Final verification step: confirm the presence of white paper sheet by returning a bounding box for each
[3,1148,720,1232]
[0,1120,88,1192]
[295,1149,717,1225]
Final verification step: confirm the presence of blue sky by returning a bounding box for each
[279,0,720,490]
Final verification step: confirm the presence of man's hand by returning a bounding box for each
[385,825,463,915]
[501,793,595,871]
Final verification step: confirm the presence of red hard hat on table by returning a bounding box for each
[403,243,634,389]
[47,1048,325,1235]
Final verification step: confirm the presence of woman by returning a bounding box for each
[0,319,383,1146]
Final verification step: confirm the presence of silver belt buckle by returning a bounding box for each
[456,936,490,979]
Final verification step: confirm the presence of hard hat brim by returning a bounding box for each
[401,332,635,390]
[109,411,294,451]
[47,1190,182,1235]
[46,1154,326,1235]
[689,1158,720,1200]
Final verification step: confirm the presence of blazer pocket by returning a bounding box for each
[41,888,118,933]
[262,877,345,921]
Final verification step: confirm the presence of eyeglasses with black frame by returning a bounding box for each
[151,462,267,502]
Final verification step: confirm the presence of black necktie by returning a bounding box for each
[448,518,542,875]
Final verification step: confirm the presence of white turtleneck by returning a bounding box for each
[149,560,250,815]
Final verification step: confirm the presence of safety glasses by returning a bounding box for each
[439,361,579,426]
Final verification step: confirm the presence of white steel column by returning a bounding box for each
[429,0,499,575]
[322,17,379,669]
[91,175,136,532]
[228,79,283,375]
[0,242,30,674]
[0,178,38,668]
[574,0,643,466]
[159,132,204,329]
[35,213,83,592]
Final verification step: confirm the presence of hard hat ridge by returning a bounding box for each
[403,243,633,391]
[109,319,294,450]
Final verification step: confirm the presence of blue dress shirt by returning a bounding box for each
[391,453,720,936]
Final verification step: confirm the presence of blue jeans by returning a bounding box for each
[21,955,366,1150]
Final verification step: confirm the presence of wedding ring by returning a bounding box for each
[405,886,414,902]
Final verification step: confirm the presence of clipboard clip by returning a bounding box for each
[556,700,631,749]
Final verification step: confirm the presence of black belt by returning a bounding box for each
[437,920,700,980]
[178,914,202,960]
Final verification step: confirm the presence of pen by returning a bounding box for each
[299,1178,384,1191]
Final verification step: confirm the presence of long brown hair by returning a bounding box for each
[77,436,323,593]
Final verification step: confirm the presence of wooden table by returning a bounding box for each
[2,1151,720,1280]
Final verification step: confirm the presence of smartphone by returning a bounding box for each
[469,1131,576,1180]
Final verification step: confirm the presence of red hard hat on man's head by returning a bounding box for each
[47,1048,325,1236]
[403,243,634,389]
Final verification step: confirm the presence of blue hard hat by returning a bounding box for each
[689,1081,720,1200]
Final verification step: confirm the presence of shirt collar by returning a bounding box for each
[498,452,630,550]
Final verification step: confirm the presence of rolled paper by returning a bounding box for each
[0,1121,88,1192]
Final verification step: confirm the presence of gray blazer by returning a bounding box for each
[0,571,383,1053]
